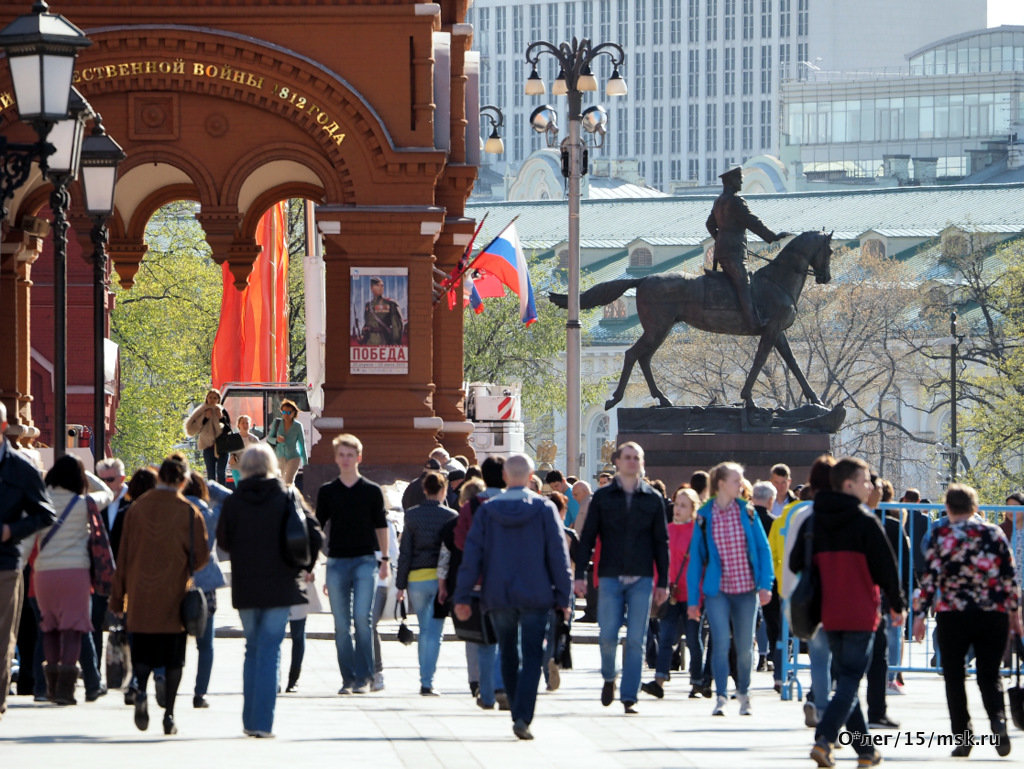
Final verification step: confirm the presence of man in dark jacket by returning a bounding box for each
[454,453,571,741]
[575,441,669,714]
[0,401,55,720]
[791,457,906,768]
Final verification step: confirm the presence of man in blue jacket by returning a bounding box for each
[575,441,670,714]
[0,401,55,720]
[454,453,572,741]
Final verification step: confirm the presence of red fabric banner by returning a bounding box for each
[211,202,289,390]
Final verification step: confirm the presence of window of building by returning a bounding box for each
[707,0,718,41]
[638,160,646,179]
[761,44,772,93]
[495,7,506,54]
[742,0,754,40]
[779,42,790,80]
[548,4,558,38]
[724,46,736,95]
[653,106,664,154]
[742,100,754,150]
[477,7,489,33]
[635,108,647,154]
[706,157,718,182]
[653,51,664,99]
[671,105,683,152]
[706,48,718,96]
[761,0,772,38]
[652,161,664,189]
[616,107,628,155]
[760,99,772,147]
[742,46,753,94]
[797,41,808,78]
[618,0,630,43]
[530,4,541,40]
[685,0,697,44]
[688,49,700,94]
[724,101,735,149]
[603,299,628,318]
[706,103,717,151]
[634,53,646,100]
[779,0,790,36]
[653,1,664,45]
[862,239,886,260]
[566,2,576,34]
[513,6,523,53]
[600,0,611,39]
[688,158,700,180]
[635,0,647,45]
[496,60,506,105]
[797,0,808,36]
[480,59,490,105]
[558,249,569,269]
[514,123,523,158]
[583,2,593,33]
[671,50,683,98]
[671,159,683,180]
[725,0,736,40]
[514,66,523,106]
[630,247,654,267]
[688,103,699,152]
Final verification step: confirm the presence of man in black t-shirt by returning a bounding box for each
[315,434,390,694]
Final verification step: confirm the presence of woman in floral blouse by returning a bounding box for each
[913,483,1022,758]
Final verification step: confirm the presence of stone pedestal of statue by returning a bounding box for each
[616,404,844,491]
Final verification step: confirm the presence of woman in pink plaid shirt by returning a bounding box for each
[687,461,774,717]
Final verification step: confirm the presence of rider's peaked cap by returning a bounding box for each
[719,166,743,185]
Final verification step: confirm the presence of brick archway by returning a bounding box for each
[1,1,478,474]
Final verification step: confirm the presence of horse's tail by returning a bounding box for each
[548,278,644,310]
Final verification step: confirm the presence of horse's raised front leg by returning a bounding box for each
[739,330,776,406]
[773,332,824,405]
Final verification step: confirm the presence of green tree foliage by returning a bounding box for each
[285,198,307,382]
[110,202,221,468]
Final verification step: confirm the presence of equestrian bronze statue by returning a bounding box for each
[549,230,834,411]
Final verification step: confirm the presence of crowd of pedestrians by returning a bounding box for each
[1,398,1021,761]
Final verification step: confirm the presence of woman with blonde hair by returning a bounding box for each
[686,462,773,717]
[184,389,232,484]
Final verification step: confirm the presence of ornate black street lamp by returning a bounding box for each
[80,115,125,461]
[479,105,504,155]
[0,1,92,456]
[524,38,626,477]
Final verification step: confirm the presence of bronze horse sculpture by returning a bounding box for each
[550,230,834,411]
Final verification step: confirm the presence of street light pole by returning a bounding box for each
[524,38,626,478]
[949,310,959,483]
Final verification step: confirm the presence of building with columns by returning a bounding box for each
[0,0,482,485]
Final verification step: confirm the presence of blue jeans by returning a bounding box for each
[79,594,108,694]
[325,555,377,685]
[203,446,228,485]
[704,590,757,696]
[238,606,289,734]
[597,576,653,702]
[472,642,503,705]
[194,609,216,697]
[817,630,874,756]
[654,601,686,679]
[407,580,444,689]
[886,623,902,683]
[808,629,833,711]
[489,607,549,726]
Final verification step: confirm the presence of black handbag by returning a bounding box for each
[281,488,311,568]
[396,601,415,645]
[451,594,495,645]
[789,515,822,640]
[1009,641,1024,731]
[215,430,245,455]
[181,512,209,637]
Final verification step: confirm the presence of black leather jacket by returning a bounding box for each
[0,442,56,571]
[576,477,670,587]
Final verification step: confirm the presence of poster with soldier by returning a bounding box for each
[350,267,409,374]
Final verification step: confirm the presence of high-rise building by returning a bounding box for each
[469,0,986,192]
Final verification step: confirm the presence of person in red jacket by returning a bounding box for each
[790,457,905,768]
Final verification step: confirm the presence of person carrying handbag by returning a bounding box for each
[266,400,306,487]
[184,390,232,484]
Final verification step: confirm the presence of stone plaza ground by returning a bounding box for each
[1,603,1017,768]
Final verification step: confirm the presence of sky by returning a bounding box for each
[989,0,1024,27]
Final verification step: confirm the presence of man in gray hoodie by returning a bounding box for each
[454,453,572,741]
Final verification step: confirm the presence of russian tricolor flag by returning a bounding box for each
[471,223,538,326]
[463,274,485,314]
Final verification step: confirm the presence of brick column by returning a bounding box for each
[308,205,446,486]
[1,225,45,444]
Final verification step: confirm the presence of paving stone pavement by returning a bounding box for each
[2,604,1016,768]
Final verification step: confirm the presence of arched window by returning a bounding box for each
[603,299,628,319]
[862,239,886,259]
[630,247,653,267]
[591,413,611,479]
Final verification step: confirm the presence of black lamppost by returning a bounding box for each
[0,1,92,456]
[524,38,626,477]
[479,105,505,155]
[79,115,125,461]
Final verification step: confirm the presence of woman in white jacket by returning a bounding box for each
[34,454,112,704]
[184,389,232,484]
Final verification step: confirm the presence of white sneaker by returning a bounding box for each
[371,673,385,692]
[738,693,752,716]
[886,680,904,695]
[712,694,727,716]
